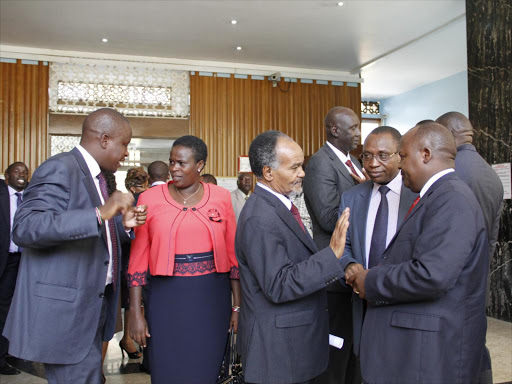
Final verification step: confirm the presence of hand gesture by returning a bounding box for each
[123,205,148,229]
[347,269,369,299]
[330,208,350,259]
[344,262,364,281]
[98,191,134,221]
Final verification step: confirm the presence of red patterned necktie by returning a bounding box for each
[345,159,358,176]
[405,196,420,218]
[97,173,119,290]
[291,203,306,233]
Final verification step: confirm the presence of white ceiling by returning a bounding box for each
[0,0,467,100]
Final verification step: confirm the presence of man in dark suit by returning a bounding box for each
[338,127,417,357]
[0,162,29,376]
[348,122,489,383]
[303,106,364,384]
[3,108,147,384]
[236,130,350,384]
[436,111,504,383]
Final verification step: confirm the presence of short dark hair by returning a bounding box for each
[366,126,401,146]
[413,122,457,158]
[249,131,289,178]
[147,161,169,181]
[200,174,217,185]
[5,161,26,176]
[172,135,208,164]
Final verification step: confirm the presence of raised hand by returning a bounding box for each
[330,207,350,259]
[123,205,148,229]
[98,191,134,221]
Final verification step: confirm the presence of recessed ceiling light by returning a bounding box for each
[337,2,344,6]
[231,20,237,25]
[102,38,108,43]
[236,46,242,51]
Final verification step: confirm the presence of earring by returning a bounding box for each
[198,169,201,173]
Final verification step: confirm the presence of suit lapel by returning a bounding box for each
[355,182,373,268]
[322,144,355,185]
[255,186,317,253]
[71,148,107,245]
[397,185,418,226]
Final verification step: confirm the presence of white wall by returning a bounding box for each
[380,71,468,134]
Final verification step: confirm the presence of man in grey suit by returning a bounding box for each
[338,126,417,357]
[3,108,147,384]
[349,122,489,383]
[303,106,365,384]
[231,172,253,222]
[436,111,503,383]
[236,131,350,384]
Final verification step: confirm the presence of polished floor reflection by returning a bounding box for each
[3,317,511,384]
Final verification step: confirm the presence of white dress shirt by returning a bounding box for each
[8,185,23,253]
[151,181,166,187]
[326,141,364,179]
[420,169,455,198]
[365,172,403,268]
[257,182,292,210]
[76,144,113,286]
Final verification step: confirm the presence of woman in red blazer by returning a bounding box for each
[128,136,241,384]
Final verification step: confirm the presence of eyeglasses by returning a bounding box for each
[360,152,398,163]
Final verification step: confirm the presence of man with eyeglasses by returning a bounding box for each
[337,126,417,360]
[303,106,365,384]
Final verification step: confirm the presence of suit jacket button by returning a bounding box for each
[183,207,188,211]
[192,208,197,211]
[99,293,105,298]
[104,260,109,265]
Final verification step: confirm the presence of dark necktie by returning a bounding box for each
[97,173,118,290]
[345,159,358,176]
[368,186,390,269]
[15,192,23,253]
[405,196,421,218]
[290,203,306,233]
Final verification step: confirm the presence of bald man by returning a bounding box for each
[436,112,503,384]
[348,122,489,383]
[3,108,147,384]
[303,106,364,384]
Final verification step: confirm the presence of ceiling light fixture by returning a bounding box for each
[337,2,344,6]
[102,38,108,43]
[231,20,237,25]
[236,46,242,51]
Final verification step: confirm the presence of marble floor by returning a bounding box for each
[3,317,511,384]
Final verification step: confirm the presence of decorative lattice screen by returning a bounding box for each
[49,63,189,117]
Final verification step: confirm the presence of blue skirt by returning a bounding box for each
[147,272,231,384]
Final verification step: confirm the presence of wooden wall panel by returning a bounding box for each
[0,60,48,175]
[190,73,361,177]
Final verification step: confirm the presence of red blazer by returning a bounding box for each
[127,182,238,286]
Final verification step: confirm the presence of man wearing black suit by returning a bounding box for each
[338,127,417,357]
[436,111,504,383]
[349,122,489,383]
[236,131,350,384]
[303,106,364,384]
[3,108,147,384]
[0,162,29,376]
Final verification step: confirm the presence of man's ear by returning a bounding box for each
[329,126,338,138]
[262,166,273,182]
[422,147,432,163]
[100,134,109,149]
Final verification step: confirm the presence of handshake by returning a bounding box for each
[344,263,369,299]
[97,191,148,229]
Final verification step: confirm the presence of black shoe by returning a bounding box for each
[0,363,21,375]
[139,363,150,374]
[119,340,141,359]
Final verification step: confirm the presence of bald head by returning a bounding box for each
[79,108,132,172]
[399,122,456,193]
[435,111,474,147]
[324,106,361,154]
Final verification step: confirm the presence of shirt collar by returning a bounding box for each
[257,182,292,210]
[151,181,166,186]
[420,168,455,198]
[371,171,402,198]
[326,141,351,164]
[7,185,22,196]
[76,144,101,179]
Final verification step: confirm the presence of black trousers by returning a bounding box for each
[317,292,362,384]
[0,252,21,368]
